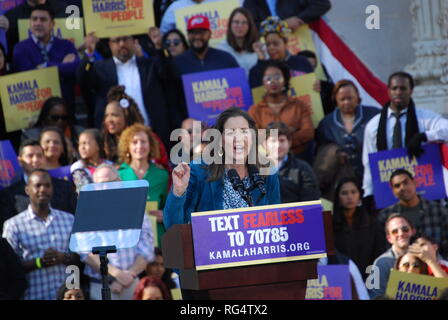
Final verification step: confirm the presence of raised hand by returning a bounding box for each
[172,162,190,197]
[84,32,99,55]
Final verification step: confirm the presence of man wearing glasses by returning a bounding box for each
[77,32,172,148]
[368,213,416,299]
[378,169,448,258]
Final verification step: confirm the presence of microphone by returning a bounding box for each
[248,165,266,197]
[227,169,253,207]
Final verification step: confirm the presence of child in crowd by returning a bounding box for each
[70,129,112,193]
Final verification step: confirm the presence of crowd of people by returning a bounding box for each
[0,0,448,301]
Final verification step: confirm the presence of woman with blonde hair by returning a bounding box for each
[118,123,169,243]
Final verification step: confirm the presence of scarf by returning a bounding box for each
[376,98,419,151]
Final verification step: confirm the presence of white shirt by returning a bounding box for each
[216,40,258,77]
[362,107,448,196]
[160,0,243,34]
[113,55,150,126]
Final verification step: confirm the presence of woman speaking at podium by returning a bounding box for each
[163,108,280,229]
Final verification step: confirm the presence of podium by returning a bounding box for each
[162,211,334,300]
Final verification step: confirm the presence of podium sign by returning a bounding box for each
[191,201,327,270]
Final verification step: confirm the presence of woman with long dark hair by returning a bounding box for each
[163,107,280,229]
[102,85,169,170]
[332,177,385,279]
[162,28,189,57]
[22,96,83,160]
[216,7,260,76]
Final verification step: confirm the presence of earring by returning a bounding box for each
[126,152,131,158]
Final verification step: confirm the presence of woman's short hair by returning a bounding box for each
[261,60,291,93]
[39,126,69,166]
[118,123,160,164]
[331,79,361,105]
[226,7,259,53]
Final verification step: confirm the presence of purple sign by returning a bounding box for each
[0,140,23,190]
[369,143,446,209]
[48,165,72,182]
[191,202,327,270]
[0,0,23,12]
[306,265,352,300]
[182,67,253,125]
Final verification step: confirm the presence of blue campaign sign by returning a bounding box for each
[0,140,23,190]
[306,265,352,300]
[369,143,446,209]
[182,67,253,125]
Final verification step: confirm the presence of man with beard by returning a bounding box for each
[77,32,172,148]
[378,169,448,258]
[173,14,239,76]
[362,72,448,206]
[368,213,416,299]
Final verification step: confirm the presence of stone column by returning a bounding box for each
[405,0,448,117]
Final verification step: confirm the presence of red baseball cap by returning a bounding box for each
[187,15,211,31]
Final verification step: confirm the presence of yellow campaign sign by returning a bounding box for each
[260,24,326,81]
[287,24,326,81]
[175,0,239,47]
[386,269,448,300]
[0,67,61,132]
[82,0,155,38]
[251,72,324,127]
[145,201,159,247]
[18,18,85,49]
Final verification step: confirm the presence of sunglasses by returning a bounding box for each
[50,115,69,121]
[165,39,182,47]
[263,74,284,84]
[390,226,410,235]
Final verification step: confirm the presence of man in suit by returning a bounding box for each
[0,140,77,233]
[12,4,79,117]
[77,34,173,149]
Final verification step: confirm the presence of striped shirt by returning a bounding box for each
[2,206,74,300]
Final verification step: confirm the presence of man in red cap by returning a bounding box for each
[174,14,239,75]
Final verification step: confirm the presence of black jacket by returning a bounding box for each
[77,55,174,148]
[278,152,320,203]
[0,176,77,233]
[243,0,332,29]
[4,0,69,62]
[332,207,387,280]
[0,238,26,300]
